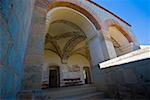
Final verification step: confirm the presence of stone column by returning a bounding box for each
[87,34,105,66]
[23,6,47,90]
[87,30,110,65]
[103,31,117,58]
[87,30,110,90]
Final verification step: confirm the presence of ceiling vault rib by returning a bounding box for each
[51,20,85,35]
[45,20,89,63]
[62,36,86,63]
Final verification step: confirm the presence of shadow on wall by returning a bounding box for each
[92,58,150,99]
[0,0,35,99]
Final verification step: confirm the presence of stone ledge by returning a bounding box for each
[99,47,150,68]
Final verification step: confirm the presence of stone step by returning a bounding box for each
[44,84,96,92]
[18,84,107,100]
[43,84,98,99]
[60,91,105,100]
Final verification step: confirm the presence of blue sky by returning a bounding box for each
[93,0,150,45]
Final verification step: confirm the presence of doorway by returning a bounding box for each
[83,67,91,84]
[49,66,60,88]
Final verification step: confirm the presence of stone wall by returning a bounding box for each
[22,0,140,90]
[43,50,90,86]
[23,5,47,90]
[93,58,150,98]
[0,0,141,98]
[0,0,35,98]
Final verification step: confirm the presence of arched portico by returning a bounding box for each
[101,19,139,57]
[23,0,137,90]
[1,0,144,98]
[43,7,109,87]
[45,7,109,63]
[23,1,110,89]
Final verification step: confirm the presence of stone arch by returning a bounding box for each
[45,6,109,62]
[47,1,101,30]
[35,0,101,30]
[24,0,109,89]
[102,19,133,43]
[101,19,136,56]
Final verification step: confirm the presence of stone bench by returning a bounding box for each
[64,78,82,86]
[41,81,49,89]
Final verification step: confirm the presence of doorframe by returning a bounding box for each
[83,66,92,84]
[49,66,60,87]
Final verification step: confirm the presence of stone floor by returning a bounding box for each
[18,84,150,100]
[18,84,108,100]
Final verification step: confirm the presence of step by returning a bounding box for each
[43,84,98,99]
[44,84,96,92]
[18,84,108,100]
[60,91,105,100]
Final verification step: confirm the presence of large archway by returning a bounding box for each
[42,7,106,87]
[101,19,139,57]
[23,2,109,89]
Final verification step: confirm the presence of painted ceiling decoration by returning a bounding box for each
[70,46,90,60]
[51,20,85,34]
[46,31,84,40]
[45,20,89,64]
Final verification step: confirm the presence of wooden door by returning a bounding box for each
[49,69,59,87]
[83,67,91,84]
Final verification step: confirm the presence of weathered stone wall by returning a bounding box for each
[23,0,140,90]
[93,58,150,98]
[0,0,141,98]
[0,0,35,98]
[23,5,47,90]
[43,50,90,86]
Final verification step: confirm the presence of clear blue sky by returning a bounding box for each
[93,0,150,45]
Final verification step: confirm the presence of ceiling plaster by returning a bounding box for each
[45,20,89,64]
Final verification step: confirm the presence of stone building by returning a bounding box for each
[0,0,150,99]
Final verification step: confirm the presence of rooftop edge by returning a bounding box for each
[87,0,131,27]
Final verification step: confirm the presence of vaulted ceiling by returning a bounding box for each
[45,20,90,64]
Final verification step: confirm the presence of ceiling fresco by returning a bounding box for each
[45,20,90,63]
